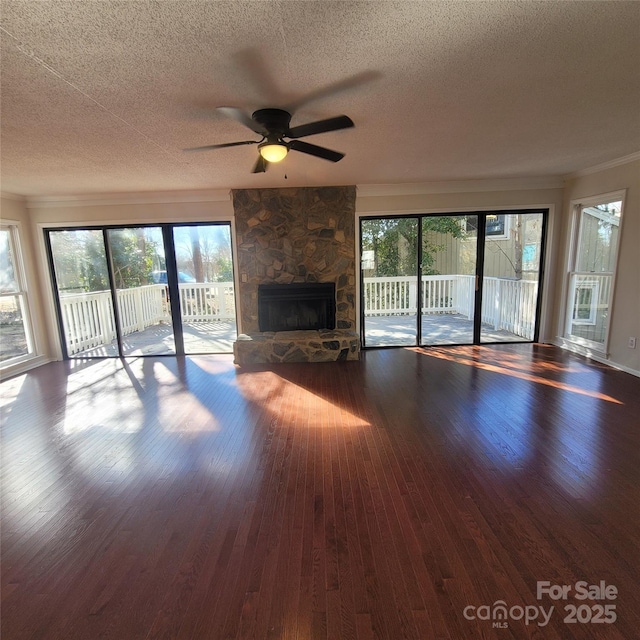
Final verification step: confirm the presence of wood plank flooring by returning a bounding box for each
[1,344,639,639]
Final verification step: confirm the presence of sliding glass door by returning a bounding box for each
[46,223,236,358]
[421,215,477,345]
[480,212,545,343]
[360,210,547,348]
[172,224,237,354]
[361,218,418,346]
[107,227,175,356]
[49,229,119,357]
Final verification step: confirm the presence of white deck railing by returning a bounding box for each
[363,275,538,340]
[60,282,235,355]
[60,276,538,354]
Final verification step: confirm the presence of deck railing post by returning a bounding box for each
[494,278,502,330]
[409,279,417,313]
[219,285,227,318]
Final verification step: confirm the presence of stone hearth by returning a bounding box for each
[232,186,359,364]
[234,330,359,364]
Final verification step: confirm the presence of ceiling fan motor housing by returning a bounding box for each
[252,108,292,138]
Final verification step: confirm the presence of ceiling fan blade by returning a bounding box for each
[289,140,344,162]
[252,155,269,173]
[285,70,382,112]
[287,115,354,139]
[217,107,268,135]
[184,140,258,152]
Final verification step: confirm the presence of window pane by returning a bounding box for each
[49,229,118,357]
[481,212,544,342]
[107,227,175,356]
[0,229,19,293]
[576,202,621,273]
[361,218,418,347]
[567,200,621,349]
[172,224,236,353]
[0,295,29,361]
[420,215,477,345]
[1,226,34,365]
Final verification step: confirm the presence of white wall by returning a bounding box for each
[558,159,640,374]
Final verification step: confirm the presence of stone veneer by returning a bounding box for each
[232,186,359,363]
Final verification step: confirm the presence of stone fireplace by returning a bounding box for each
[232,186,360,363]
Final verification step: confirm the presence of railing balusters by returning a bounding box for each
[363,274,539,340]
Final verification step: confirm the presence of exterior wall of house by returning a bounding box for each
[559,158,640,375]
[427,212,544,280]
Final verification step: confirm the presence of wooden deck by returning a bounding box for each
[71,314,524,357]
[77,320,238,357]
[364,313,524,346]
[2,345,639,639]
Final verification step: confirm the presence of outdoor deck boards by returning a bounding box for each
[69,314,524,357]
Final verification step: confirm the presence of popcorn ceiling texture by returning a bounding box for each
[1,2,639,195]
[232,186,359,363]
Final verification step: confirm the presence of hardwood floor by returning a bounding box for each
[1,344,639,639]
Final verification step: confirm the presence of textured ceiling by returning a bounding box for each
[1,1,639,197]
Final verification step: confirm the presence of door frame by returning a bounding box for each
[44,221,237,358]
[358,208,549,349]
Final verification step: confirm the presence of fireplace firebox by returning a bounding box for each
[258,283,336,332]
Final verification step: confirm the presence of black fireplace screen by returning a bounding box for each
[258,282,336,332]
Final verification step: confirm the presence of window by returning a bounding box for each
[485,214,508,238]
[565,194,623,352]
[571,279,599,325]
[0,224,35,366]
[464,214,510,239]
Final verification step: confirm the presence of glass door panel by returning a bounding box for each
[420,215,477,345]
[171,224,237,353]
[480,212,544,343]
[49,229,118,357]
[361,218,418,347]
[107,227,175,355]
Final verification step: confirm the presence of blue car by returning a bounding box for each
[151,270,196,284]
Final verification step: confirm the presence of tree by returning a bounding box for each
[108,229,159,289]
[361,217,466,277]
[49,229,161,292]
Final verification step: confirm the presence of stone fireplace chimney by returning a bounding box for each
[232,186,359,363]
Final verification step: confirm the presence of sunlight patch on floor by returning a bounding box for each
[416,346,623,404]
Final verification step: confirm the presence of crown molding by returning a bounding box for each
[356,176,564,197]
[1,191,27,202]
[564,152,640,180]
[25,189,232,208]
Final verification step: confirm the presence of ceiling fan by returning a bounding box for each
[184,107,354,173]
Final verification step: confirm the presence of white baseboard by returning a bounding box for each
[553,338,640,378]
[0,355,51,381]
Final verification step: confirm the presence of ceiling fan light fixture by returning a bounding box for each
[259,141,288,163]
